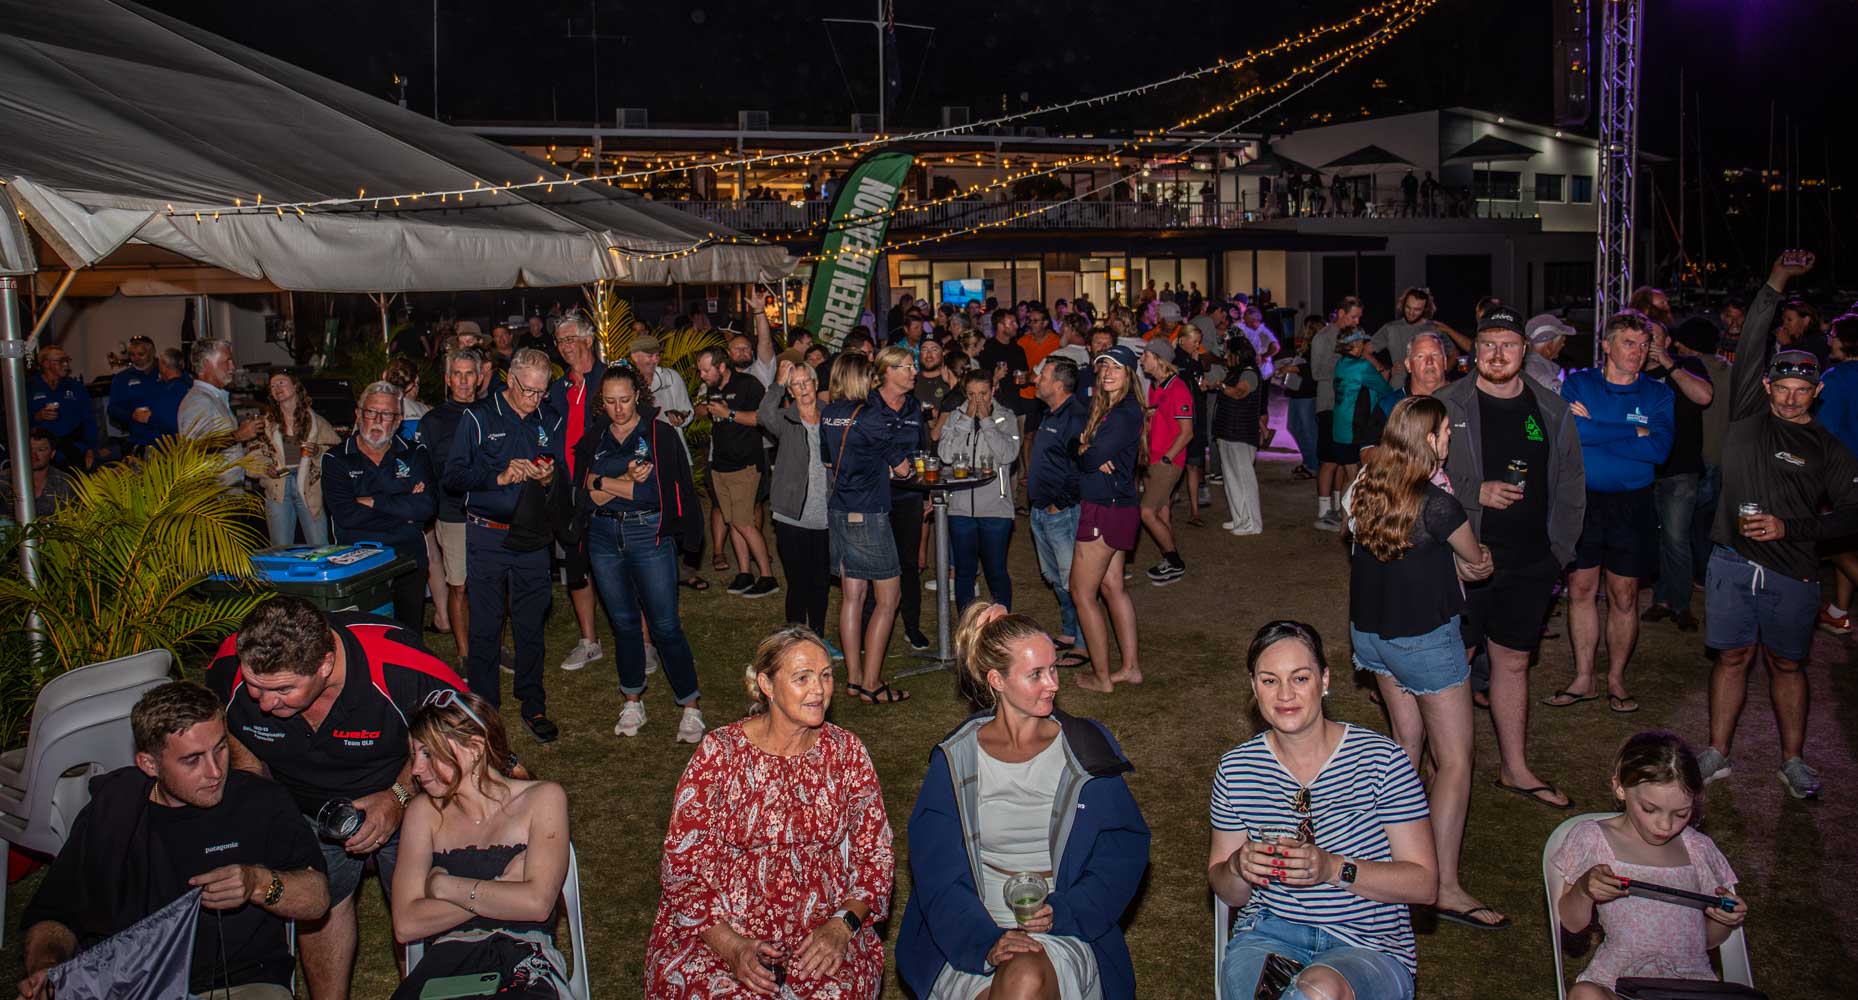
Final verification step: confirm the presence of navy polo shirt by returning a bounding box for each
[321,435,438,565]
[588,421,659,512]
[443,391,565,522]
[27,374,98,449]
[107,364,164,448]
[820,390,911,514]
[1028,393,1086,510]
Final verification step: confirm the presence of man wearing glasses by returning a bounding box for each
[444,348,567,743]
[206,597,466,1000]
[322,381,437,629]
[1436,305,1586,810]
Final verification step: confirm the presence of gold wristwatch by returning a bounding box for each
[262,870,284,907]
[390,781,413,807]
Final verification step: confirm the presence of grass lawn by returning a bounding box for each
[7,447,1856,997]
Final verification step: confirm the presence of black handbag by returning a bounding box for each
[1614,978,1767,1000]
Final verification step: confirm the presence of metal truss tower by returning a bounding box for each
[1594,0,1642,337]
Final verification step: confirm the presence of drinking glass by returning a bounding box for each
[1002,872,1050,926]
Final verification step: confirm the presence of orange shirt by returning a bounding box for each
[1016,332,1060,398]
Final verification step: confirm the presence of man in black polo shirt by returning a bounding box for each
[415,347,482,664]
[443,348,566,741]
[17,682,328,1000]
[205,598,464,1000]
[322,381,437,629]
[696,347,778,598]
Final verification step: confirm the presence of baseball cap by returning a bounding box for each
[1156,301,1183,324]
[629,334,663,355]
[1340,329,1371,345]
[1142,337,1176,360]
[1525,313,1575,344]
[1094,345,1139,370]
[453,320,482,338]
[1477,306,1525,335]
[1768,349,1820,385]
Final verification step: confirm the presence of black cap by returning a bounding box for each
[1477,306,1525,335]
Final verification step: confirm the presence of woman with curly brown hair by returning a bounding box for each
[1344,395,1506,930]
[252,370,340,546]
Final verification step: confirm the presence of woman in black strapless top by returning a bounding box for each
[390,691,573,998]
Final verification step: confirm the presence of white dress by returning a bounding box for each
[929,738,1103,1000]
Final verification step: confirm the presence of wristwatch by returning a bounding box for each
[262,870,284,907]
[833,908,862,934]
[1333,860,1359,888]
[390,781,413,807]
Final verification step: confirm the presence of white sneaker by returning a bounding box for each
[675,706,707,744]
[924,577,937,592]
[1230,525,1262,537]
[643,642,661,675]
[1221,520,1237,530]
[499,648,515,675]
[559,638,602,671]
[613,700,647,737]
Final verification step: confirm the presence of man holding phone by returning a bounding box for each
[1697,251,1855,800]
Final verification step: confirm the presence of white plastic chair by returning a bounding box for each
[0,651,173,946]
[405,842,590,1000]
[1543,812,1754,1000]
[1212,896,1234,1000]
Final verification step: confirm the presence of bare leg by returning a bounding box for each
[709,503,729,569]
[1185,464,1204,521]
[1603,571,1640,700]
[1707,646,1755,754]
[1069,538,1117,692]
[447,584,469,662]
[975,949,1061,1000]
[1139,503,1177,557]
[423,529,449,631]
[733,522,775,578]
[1489,640,1567,804]
[1103,549,1142,683]
[1767,651,1811,760]
[862,576,902,691]
[569,584,597,644]
[1831,552,1858,612]
[1417,683,1497,920]
[1374,673,1426,768]
[1289,965,1354,1000]
[299,894,358,1000]
[1564,566,1602,695]
[839,578,870,689]
[1318,461,1338,507]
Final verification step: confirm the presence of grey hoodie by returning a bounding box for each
[936,406,1020,518]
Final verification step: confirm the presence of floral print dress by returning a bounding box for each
[644,722,895,998]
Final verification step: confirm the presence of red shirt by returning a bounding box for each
[1147,374,1194,465]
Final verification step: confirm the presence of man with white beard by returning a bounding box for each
[322,381,437,630]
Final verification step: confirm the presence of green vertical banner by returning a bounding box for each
[802,150,915,349]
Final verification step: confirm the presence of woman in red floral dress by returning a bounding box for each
[644,627,895,998]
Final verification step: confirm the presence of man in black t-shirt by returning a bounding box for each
[975,309,1031,415]
[204,598,465,1000]
[1437,306,1586,810]
[18,682,328,1000]
[696,348,778,597]
[1642,323,1716,629]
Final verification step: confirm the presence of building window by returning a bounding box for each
[1544,261,1593,310]
[1473,170,1522,200]
[1535,173,1565,203]
[1570,175,1594,203]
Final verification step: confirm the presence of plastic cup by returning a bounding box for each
[923,457,941,484]
[1002,872,1049,926]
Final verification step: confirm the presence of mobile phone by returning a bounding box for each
[419,972,501,999]
[1781,249,1811,268]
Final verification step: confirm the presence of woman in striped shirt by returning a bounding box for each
[1208,621,1438,1000]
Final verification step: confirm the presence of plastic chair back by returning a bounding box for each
[1212,896,1233,1000]
[404,842,589,1000]
[0,650,173,790]
[1543,812,1753,1000]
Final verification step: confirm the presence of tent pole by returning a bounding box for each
[23,269,77,350]
[779,277,789,334]
[1,276,40,581]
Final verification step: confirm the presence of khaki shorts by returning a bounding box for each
[1141,459,1184,510]
[712,467,762,526]
[436,518,468,586]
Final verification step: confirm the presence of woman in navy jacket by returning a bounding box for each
[1070,345,1146,694]
[898,603,1150,999]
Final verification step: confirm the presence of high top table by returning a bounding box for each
[892,469,999,678]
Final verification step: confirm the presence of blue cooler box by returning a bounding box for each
[246,542,415,616]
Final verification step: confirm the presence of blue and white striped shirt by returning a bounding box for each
[1210,724,1430,974]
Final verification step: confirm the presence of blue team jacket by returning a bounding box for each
[322,434,438,563]
[443,391,565,522]
[1078,396,1143,506]
[107,365,164,448]
[1562,367,1675,493]
[820,391,912,515]
[28,374,98,450]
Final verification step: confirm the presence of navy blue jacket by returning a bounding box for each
[152,375,193,440]
[1028,393,1086,510]
[1078,395,1143,505]
[107,365,164,448]
[416,399,479,523]
[820,391,912,514]
[443,391,566,522]
[322,435,438,565]
[28,374,98,450]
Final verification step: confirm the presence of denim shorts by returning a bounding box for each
[1222,911,1414,1000]
[1705,545,1820,663]
[1350,616,1469,696]
[308,817,399,905]
[829,509,900,580]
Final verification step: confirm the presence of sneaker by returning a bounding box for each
[824,639,846,662]
[613,701,647,737]
[675,706,707,744]
[742,576,781,599]
[904,628,931,652]
[1145,561,1185,585]
[1207,472,1225,485]
[558,638,601,671]
[1778,756,1822,799]
[923,577,937,592]
[1818,606,1852,635]
[1695,747,1731,785]
[523,713,560,743]
[725,572,755,594]
[1313,511,1344,533]
[1230,525,1262,537]
[499,647,515,675]
[643,642,661,675]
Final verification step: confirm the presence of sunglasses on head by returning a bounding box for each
[1290,786,1317,844]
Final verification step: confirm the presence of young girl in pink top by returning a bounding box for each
[1554,731,1749,998]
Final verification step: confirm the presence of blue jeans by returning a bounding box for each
[948,515,1013,612]
[587,513,700,704]
[1653,473,1699,610]
[264,470,328,547]
[1030,505,1082,641]
[1223,911,1414,1000]
[1287,397,1319,473]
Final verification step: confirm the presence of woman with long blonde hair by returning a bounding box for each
[1069,346,1146,693]
[1344,395,1506,930]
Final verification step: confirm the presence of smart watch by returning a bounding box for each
[1334,860,1359,888]
[834,908,862,934]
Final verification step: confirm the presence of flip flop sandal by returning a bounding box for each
[860,683,911,705]
[1435,906,1513,931]
[680,576,711,591]
[1609,694,1641,714]
[1054,649,1092,669]
[711,557,730,571]
[1541,689,1599,708]
[1493,780,1573,809]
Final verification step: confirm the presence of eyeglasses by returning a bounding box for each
[512,383,549,399]
[360,408,400,421]
[1289,786,1317,844]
